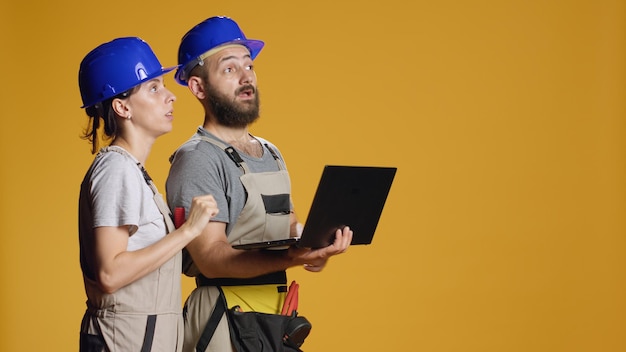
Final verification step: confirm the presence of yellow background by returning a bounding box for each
[1,0,624,351]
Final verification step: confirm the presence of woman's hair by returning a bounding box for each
[81,87,137,154]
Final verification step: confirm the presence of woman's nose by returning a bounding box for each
[166,88,176,102]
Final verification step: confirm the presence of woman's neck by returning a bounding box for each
[111,136,153,164]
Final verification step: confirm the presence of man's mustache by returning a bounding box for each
[235,85,256,95]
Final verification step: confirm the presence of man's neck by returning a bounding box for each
[203,122,249,144]
[202,122,263,158]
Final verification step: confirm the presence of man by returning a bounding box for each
[166,16,353,352]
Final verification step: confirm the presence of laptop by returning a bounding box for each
[232,165,397,250]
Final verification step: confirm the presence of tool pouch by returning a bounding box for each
[196,286,311,352]
[228,307,312,352]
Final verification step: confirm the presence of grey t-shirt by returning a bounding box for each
[166,128,289,237]
[79,148,167,275]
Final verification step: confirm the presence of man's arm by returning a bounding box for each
[186,220,353,279]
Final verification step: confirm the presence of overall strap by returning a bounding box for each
[137,163,176,233]
[194,136,251,174]
[263,143,286,171]
[140,315,158,352]
[100,146,176,233]
[193,135,285,172]
[195,287,236,352]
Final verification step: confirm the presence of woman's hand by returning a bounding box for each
[181,195,219,238]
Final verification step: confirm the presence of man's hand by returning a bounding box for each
[287,226,353,272]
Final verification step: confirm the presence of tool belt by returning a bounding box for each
[195,271,287,287]
[197,284,311,352]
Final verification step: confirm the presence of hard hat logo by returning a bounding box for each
[136,65,149,81]
[175,16,264,85]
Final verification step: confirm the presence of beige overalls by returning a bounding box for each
[80,148,183,352]
[182,137,292,352]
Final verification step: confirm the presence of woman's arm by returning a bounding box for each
[93,195,218,293]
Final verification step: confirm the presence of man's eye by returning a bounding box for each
[246,65,254,71]
[224,67,233,73]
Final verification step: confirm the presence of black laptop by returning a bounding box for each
[232,165,397,250]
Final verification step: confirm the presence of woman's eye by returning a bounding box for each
[246,65,254,71]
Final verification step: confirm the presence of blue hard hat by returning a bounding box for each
[175,16,264,85]
[79,37,177,108]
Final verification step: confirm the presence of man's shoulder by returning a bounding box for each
[254,136,282,152]
[254,135,272,145]
[171,134,227,160]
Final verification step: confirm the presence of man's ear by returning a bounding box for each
[111,98,131,119]
[188,76,206,100]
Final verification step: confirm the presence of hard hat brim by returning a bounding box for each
[175,39,264,86]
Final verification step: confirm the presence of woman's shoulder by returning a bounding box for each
[89,147,140,180]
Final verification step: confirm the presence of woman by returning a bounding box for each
[77,37,218,351]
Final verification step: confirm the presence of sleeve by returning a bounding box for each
[166,146,231,224]
[90,154,143,234]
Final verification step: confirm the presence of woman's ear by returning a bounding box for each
[111,98,131,119]
[188,77,206,100]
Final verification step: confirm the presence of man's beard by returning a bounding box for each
[205,83,260,127]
